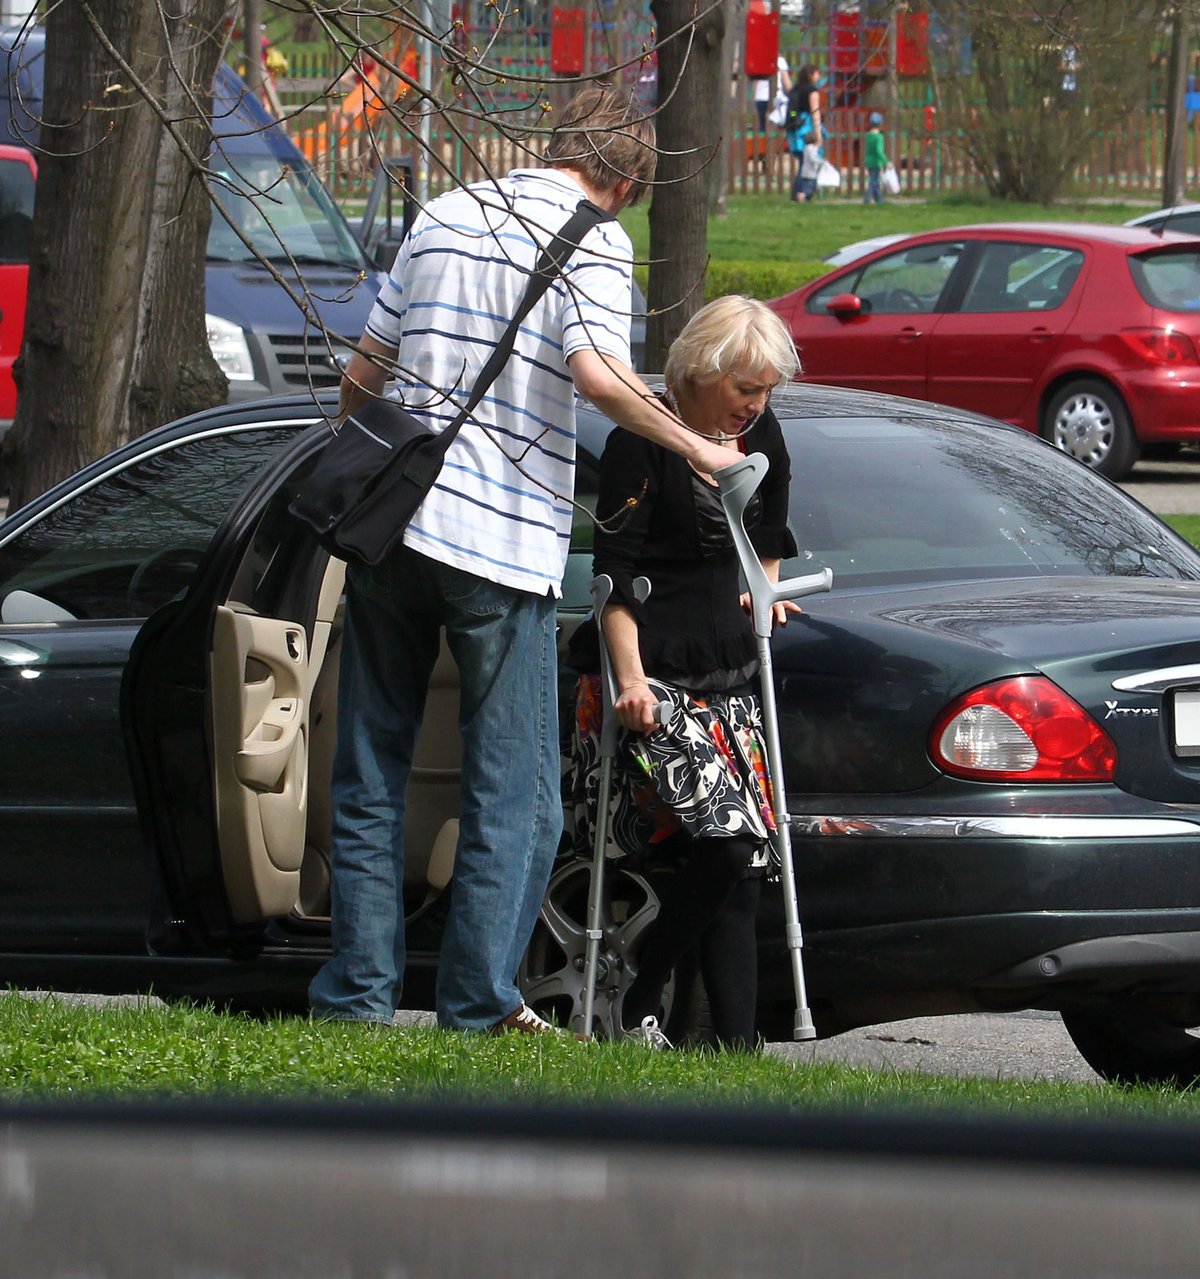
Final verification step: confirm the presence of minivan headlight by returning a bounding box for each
[206,314,255,381]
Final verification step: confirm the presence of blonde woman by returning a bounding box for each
[567,296,801,1050]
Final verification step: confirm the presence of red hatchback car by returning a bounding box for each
[769,222,1200,478]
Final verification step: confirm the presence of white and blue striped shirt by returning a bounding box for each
[365,167,634,596]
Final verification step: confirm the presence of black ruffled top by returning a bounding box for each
[567,403,797,690]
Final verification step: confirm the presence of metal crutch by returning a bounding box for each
[715,452,833,1042]
[579,572,652,1039]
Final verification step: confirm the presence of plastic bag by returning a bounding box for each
[882,163,900,195]
[816,159,841,189]
[767,91,788,127]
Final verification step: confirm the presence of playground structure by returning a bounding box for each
[258,4,1200,204]
[285,27,420,175]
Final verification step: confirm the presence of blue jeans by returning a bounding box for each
[865,168,883,203]
[308,544,561,1029]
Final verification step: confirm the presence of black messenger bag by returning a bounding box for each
[289,198,610,568]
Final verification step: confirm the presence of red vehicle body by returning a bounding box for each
[769,222,1200,478]
[0,143,33,435]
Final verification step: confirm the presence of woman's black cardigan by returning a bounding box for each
[568,404,797,686]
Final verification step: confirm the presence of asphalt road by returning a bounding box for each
[772,1010,1103,1083]
[1118,447,1200,512]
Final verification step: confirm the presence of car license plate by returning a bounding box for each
[1173,690,1200,756]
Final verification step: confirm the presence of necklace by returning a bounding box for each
[663,385,756,442]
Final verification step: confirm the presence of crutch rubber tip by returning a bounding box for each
[793,1010,817,1041]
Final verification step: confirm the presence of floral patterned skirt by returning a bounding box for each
[564,674,776,873]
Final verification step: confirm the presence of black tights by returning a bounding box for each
[621,835,762,1050]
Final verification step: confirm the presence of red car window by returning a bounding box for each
[960,243,1083,314]
[809,241,965,315]
[1128,249,1200,313]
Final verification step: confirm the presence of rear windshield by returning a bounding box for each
[779,415,1200,588]
[1128,249,1200,312]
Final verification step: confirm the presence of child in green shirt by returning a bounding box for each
[864,112,887,204]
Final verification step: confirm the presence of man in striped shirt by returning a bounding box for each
[309,88,743,1036]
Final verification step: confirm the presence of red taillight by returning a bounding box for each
[930,676,1117,782]
[1119,327,1200,365]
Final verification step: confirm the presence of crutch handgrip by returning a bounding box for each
[714,453,833,638]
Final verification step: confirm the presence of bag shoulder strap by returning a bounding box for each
[433,198,612,453]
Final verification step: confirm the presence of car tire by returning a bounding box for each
[1061,1007,1200,1086]
[1041,379,1140,480]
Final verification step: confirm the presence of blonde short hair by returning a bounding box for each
[543,87,657,205]
[664,296,800,390]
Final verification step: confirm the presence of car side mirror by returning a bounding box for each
[825,293,863,318]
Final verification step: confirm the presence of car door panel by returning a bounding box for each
[928,244,1085,424]
[210,605,309,923]
[799,311,938,398]
[927,312,1075,423]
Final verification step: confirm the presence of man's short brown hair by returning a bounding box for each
[543,87,656,205]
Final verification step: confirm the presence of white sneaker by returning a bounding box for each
[621,1015,673,1050]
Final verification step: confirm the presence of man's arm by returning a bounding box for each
[568,349,744,476]
[337,334,399,418]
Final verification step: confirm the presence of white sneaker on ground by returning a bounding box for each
[621,1015,673,1050]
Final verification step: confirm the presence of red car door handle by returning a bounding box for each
[897,327,922,341]
[1030,327,1052,341]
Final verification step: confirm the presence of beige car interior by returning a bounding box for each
[209,519,592,928]
[209,553,466,926]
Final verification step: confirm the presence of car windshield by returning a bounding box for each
[1128,249,1200,312]
[779,415,1200,587]
[207,147,365,270]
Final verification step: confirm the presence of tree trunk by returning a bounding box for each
[5,0,228,508]
[708,0,739,218]
[243,0,265,97]
[1163,3,1188,208]
[646,0,726,372]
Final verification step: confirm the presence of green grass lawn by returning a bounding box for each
[1165,514,1200,546]
[5,994,1200,1124]
[621,192,1149,265]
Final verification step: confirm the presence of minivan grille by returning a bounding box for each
[267,333,347,388]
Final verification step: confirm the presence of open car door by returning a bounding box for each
[124,414,337,953]
[124,412,463,1005]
